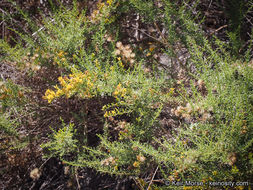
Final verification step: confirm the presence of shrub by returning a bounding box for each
[1,0,253,189]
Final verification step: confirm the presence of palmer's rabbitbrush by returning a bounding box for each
[1,0,252,189]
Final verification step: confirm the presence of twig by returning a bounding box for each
[1,9,5,39]
[39,157,51,170]
[31,8,71,37]
[0,7,20,24]
[154,22,167,45]
[129,26,168,46]
[133,177,145,190]
[208,0,213,10]
[146,166,158,190]
[246,17,253,26]
[209,24,228,35]
[75,173,81,190]
[32,18,55,36]
[75,167,81,190]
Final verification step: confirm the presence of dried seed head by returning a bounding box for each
[34,65,41,71]
[240,126,247,134]
[174,110,180,117]
[101,159,109,166]
[148,26,156,33]
[130,59,135,64]
[228,152,237,166]
[200,108,205,115]
[116,41,123,48]
[130,53,135,58]
[201,113,211,121]
[144,68,151,73]
[124,51,131,58]
[154,54,158,59]
[107,36,112,42]
[119,121,126,129]
[125,44,131,50]
[177,106,183,111]
[137,155,146,162]
[111,159,116,165]
[30,168,41,180]
[108,156,114,162]
[26,62,31,67]
[115,49,121,55]
[132,146,138,151]
[197,79,204,87]
[168,175,175,181]
[64,166,70,175]
[182,113,191,119]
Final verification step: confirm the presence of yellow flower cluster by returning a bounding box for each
[113,83,127,98]
[106,0,113,6]
[132,155,146,168]
[146,43,156,57]
[104,110,116,118]
[53,50,67,66]
[44,89,56,103]
[89,0,115,24]
[43,71,97,103]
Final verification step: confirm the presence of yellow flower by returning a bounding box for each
[104,111,108,117]
[133,161,140,168]
[97,2,105,10]
[113,90,119,96]
[146,52,151,57]
[119,61,124,68]
[58,51,64,58]
[107,0,113,6]
[45,89,55,96]
[58,76,66,86]
[183,187,193,190]
[65,84,73,91]
[56,89,63,97]
[121,88,127,97]
[137,155,146,162]
[43,89,56,103]
[149,45,155,52]
[116,83,121,89]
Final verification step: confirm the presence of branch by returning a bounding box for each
[146,166,159,190]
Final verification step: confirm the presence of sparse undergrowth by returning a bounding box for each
[1,0,253,189]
